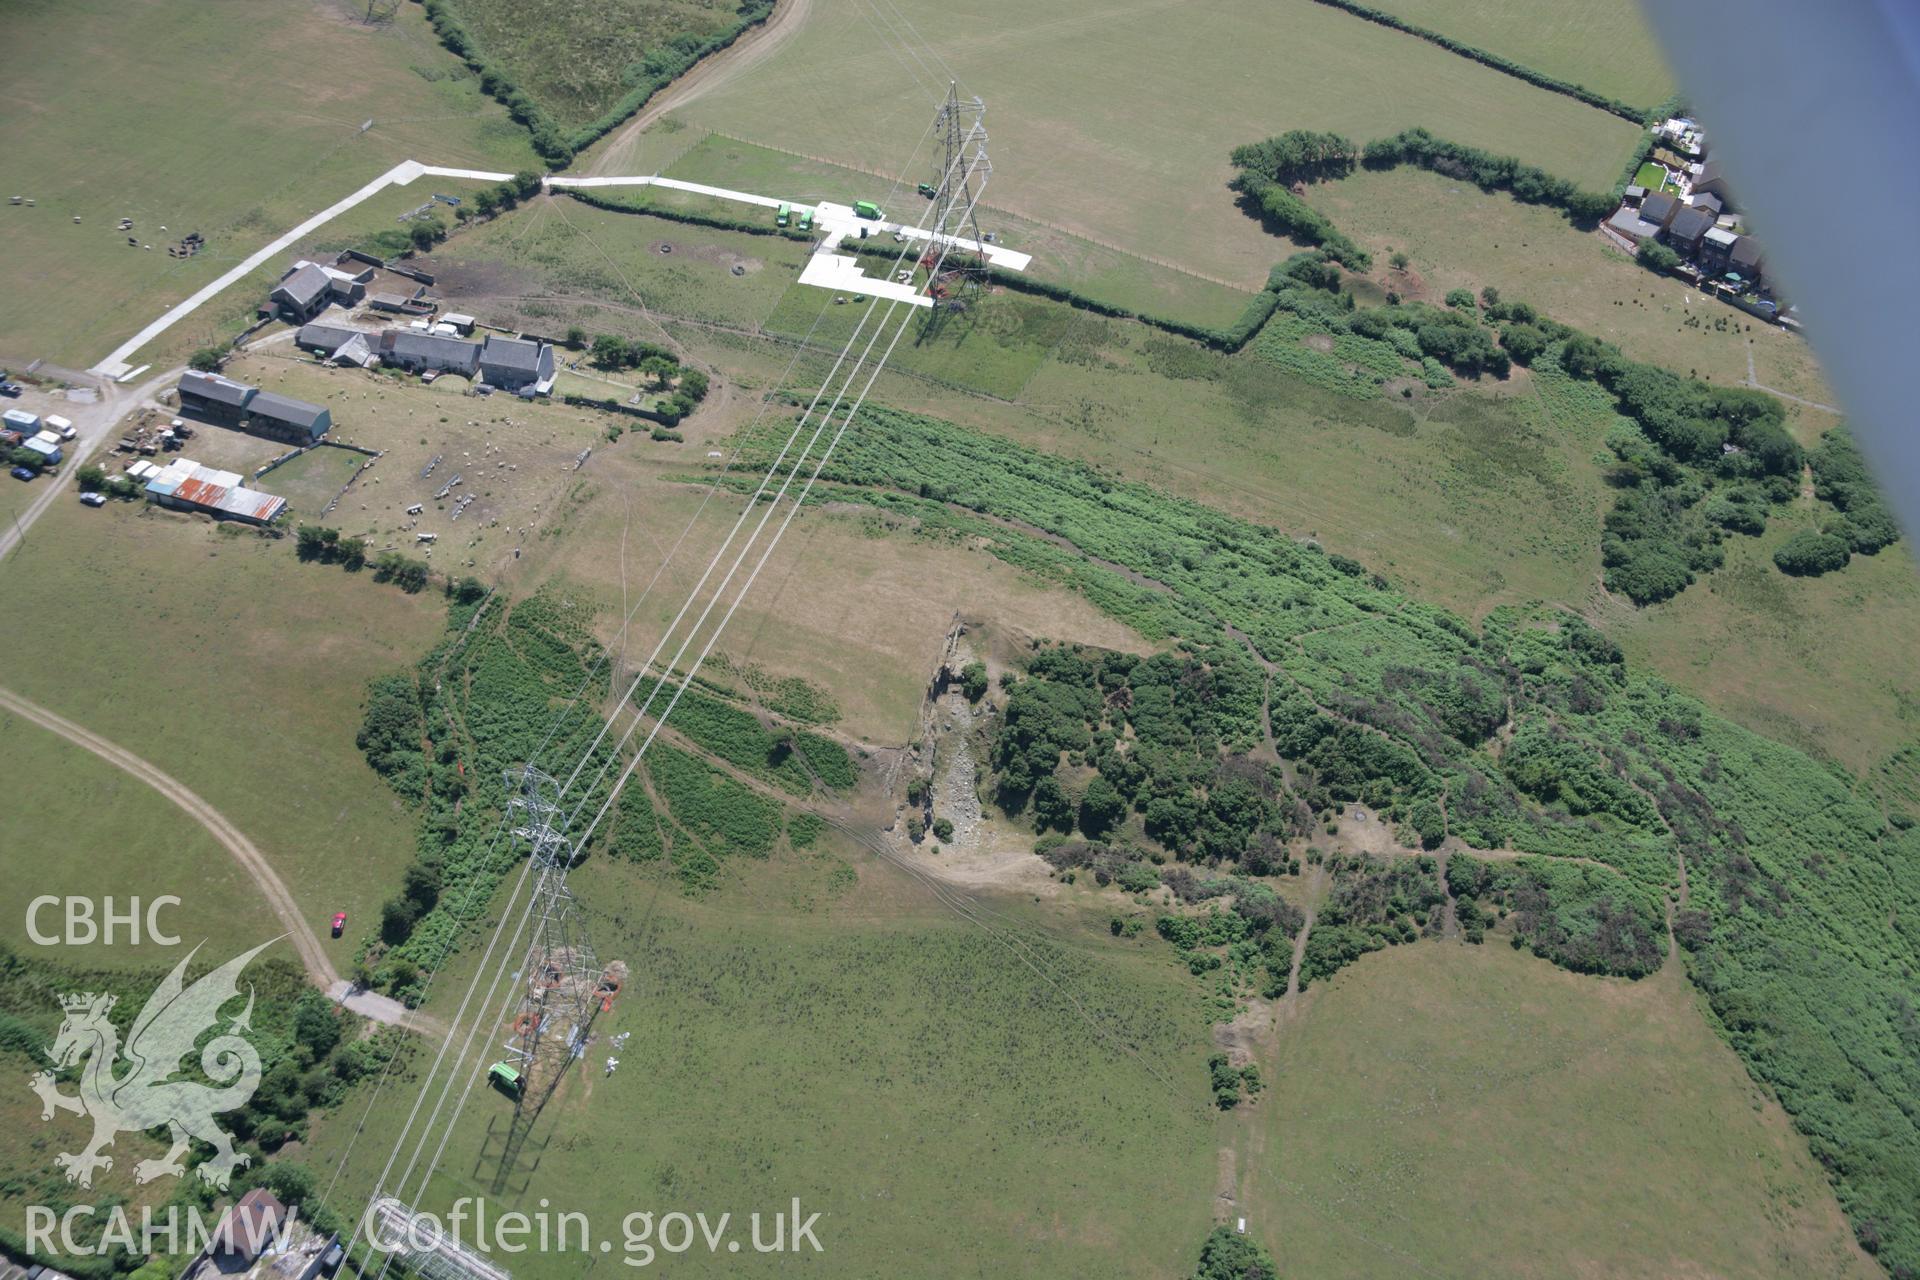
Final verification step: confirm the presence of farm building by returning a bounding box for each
[297,322,381,367]
[245,391,331,444]
[143,457,286,524]
[177,370,256,423]
[369,288,432,316]
[379,330,481,376]
[296,321,363,354]
[478,335,555,394]
[270,260,371,321]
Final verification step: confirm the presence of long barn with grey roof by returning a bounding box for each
[380,330,481,377]
[246,391,331,444]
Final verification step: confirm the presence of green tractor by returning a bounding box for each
[916,183,938,199]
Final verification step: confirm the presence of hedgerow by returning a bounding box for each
[1301,0,1656,121]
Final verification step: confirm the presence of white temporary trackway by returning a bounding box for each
[89,163,1034,379]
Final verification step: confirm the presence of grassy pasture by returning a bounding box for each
[0,495,444,945]
[0,715,284,965]
[499,416,1157,744]
[659,134,1261,326]
[442,0,743,129]
[593,0,1644,286]
[0,0,537,370]
[1347,0,1678,108]
[434,195,815,332]
[222,348,614,577]
[447,195,1896,772]
[1247,942,1876,1278]
[303,851,1218,1278]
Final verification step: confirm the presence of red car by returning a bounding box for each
[330,912,348,938]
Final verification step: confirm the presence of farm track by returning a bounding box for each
[0,685,444,1036]
[586,0,818,178]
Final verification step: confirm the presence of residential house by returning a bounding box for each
[177,370,255,423]
[1699,226,1740,274]
[212,1189,287,1268]
[1729,236,1764,286]
[1666,205,1715,255]
[477,335,554,393]
[1691,160,1734,204]
[1639,192,1679,229]
[1689,192,1724,218]
[1621,184,1647,206]
[246,390,331,444]
[378,329,481,377]
[1606,206,1662,244]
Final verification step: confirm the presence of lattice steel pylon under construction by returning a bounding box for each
[929,82,992,310]
[488,765,626,1194]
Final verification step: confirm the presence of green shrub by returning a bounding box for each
[1772,529,1851,576]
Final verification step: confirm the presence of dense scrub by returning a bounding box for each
[421,0,776,163]
[729,403,1920,1269]
[1298,854,1446,986]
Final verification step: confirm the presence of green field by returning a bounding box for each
[0,715,284,964]
[0,0,537,369]
[1249,943,1875,1278]
[443,0,744,129]
[660,134,1263,326]
[0,496,444,945]
[591,0,1644,287]
[435,195,816,332]
[267,445,369,518]
[1348,0,1678,108]
[303,853,1219,1278]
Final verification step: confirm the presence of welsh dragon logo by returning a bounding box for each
[30,941,274,1190]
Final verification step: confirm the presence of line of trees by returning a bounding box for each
[1360,127,1618,224]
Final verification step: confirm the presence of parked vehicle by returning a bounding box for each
[854,200,883,220]
[45,415,75,441]
[10,466,36,481]
[331,912,348,938]
[0,383,21,398]
[79,491,106,507]
[776,202,791,228]
[917,183,937,198]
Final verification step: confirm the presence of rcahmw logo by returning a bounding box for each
[30,940,274,1189]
